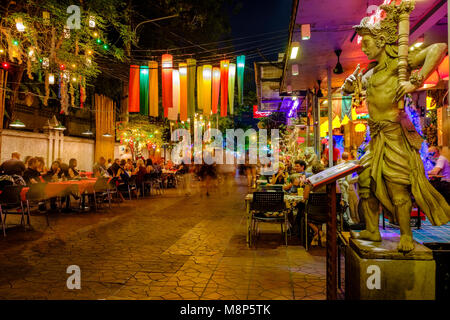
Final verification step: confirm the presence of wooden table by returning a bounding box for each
[245,193,304,245]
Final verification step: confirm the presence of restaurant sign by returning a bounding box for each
[253,105,272,118]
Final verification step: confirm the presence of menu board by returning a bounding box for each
[307,161,361,188]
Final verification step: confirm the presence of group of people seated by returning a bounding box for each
[0,152,83,186]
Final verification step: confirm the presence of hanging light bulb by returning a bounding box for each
[15,19,25,32]
[48,73,55,84]
[89,16,96,28]
[42,57,49,69]
[63,26,70,39]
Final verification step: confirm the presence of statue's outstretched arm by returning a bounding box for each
[409,43,447,82]
[395,43,447,101]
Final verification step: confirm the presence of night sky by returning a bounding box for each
[229,0,293,67]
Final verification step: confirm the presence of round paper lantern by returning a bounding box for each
[355,123,366,132]
[297,137,305,144]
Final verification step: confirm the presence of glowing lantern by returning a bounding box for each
[162,54,173,118]
[320,120,329,137]
[332,116,341,129]
[202,65,212,115]
[42,57,49,68]
[89,16,96,28]
[341,115,350,125]
[128,65,140,112]
[438,56,449,81]
[301,24,311,40]
[237,55,245,105]
[423,71,439,89]
[168,69,180,121]
[197,66,203,110]
[351,107,357,121]
[48,73,55,85]
[220,60,229,117]
[179,63,188,121]
[426,96,436,110]
[292,64,299,76]
[187,59,196,118]
[15,19,25,32]
[212,67,220,114]
[148,61,158,117]
[228,63,236,114]
[139,66,149,116]
[355,123,366,132]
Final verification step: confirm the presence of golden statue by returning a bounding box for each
[341,0,450,252]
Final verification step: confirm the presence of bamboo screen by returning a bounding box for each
[95,94,115,161]
[0,70,8,130]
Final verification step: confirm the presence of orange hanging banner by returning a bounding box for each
[129,65,140,112]
[179,63,188,121]
[212,67,220,114]
[220,60,229,117]
[162,54,173,118]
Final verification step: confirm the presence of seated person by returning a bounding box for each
[301,162,327,246]
[0,152,26,176]
[23,157,41,185]
[283,160,307,193]
[270,163,289,185]
[93,156,109,178]
[428,146,450,203]
[67,158,80,179]
[43,161,64,182]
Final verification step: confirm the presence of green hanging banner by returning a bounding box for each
[139,66,149,116]
[237,55,245,106]
[187,58,196,118]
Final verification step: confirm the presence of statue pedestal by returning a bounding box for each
[345,236,435,300]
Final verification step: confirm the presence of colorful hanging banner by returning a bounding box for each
[212,67,220,115]
[197,65,203,110]
[237,55,245,106]
[168,69,180,121]
[129,65,140,112]
[139,66,149,116]
[179,63,188,121]
[228,63,236,115]
[162,54,173,118]
[220,60,229,117]
[148,61,159,117]
[202,65,212,115]
[187,59,196,118]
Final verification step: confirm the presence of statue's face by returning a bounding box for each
[361,34,384,60]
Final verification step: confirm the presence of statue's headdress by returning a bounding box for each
[353,1,401,45]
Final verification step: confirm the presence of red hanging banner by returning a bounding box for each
[220,60,229,117]
[162,54,173,118]
[129,65,140,113]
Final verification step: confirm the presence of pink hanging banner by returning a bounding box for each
[220,60,229,117]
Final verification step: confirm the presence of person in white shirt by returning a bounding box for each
[428,146,450,203]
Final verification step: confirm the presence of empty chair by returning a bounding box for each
[0,185,29,236]
[249,192,287,247]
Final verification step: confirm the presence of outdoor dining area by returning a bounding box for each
[0,154,182,237]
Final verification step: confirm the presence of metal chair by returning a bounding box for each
[304,192,342,250]
[0,185,29,236]
[249,192,287,247]
[24,183,49,226]
[93,177,111,210]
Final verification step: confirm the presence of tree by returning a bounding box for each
[0,0,135,125]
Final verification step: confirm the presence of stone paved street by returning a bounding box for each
[0,177,326,300]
